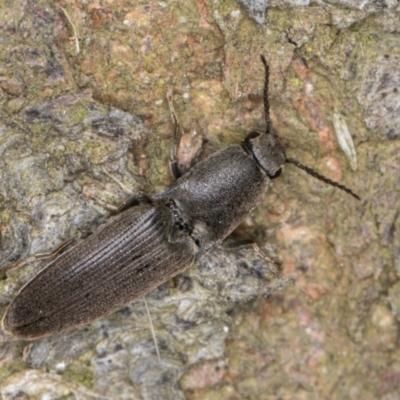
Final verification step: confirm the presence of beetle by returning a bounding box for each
[2,56,360,340]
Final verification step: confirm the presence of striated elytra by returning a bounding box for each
[3,56,359,340]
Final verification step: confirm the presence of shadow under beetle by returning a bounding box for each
[3,56,360,340]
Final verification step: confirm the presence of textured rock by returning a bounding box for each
[1,0,399,398]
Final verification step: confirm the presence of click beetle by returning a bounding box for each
[3,56,359,339]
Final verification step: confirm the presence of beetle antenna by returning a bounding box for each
[259,56,360,201]
[260,55,272,134]
[286,158,361,201]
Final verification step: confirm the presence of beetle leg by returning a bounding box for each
[166,88,184,179]
[251,243,282,268]
[36,236,80,259]
[166,89,215,179]
[223,239,282,268]
[117,192,153,213]
[222,238,256,249]
[35,229,94,258]
[10,234,86,271]
[100,169,154,213]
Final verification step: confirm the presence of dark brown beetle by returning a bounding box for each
[3,56,359,339]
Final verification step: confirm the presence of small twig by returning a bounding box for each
[60,7,80,55]
[102,169,134,195]
[143,297,161,361]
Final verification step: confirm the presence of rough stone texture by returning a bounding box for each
[237,0,269,24]
[238,0,398,25]
[0,0,400,399]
